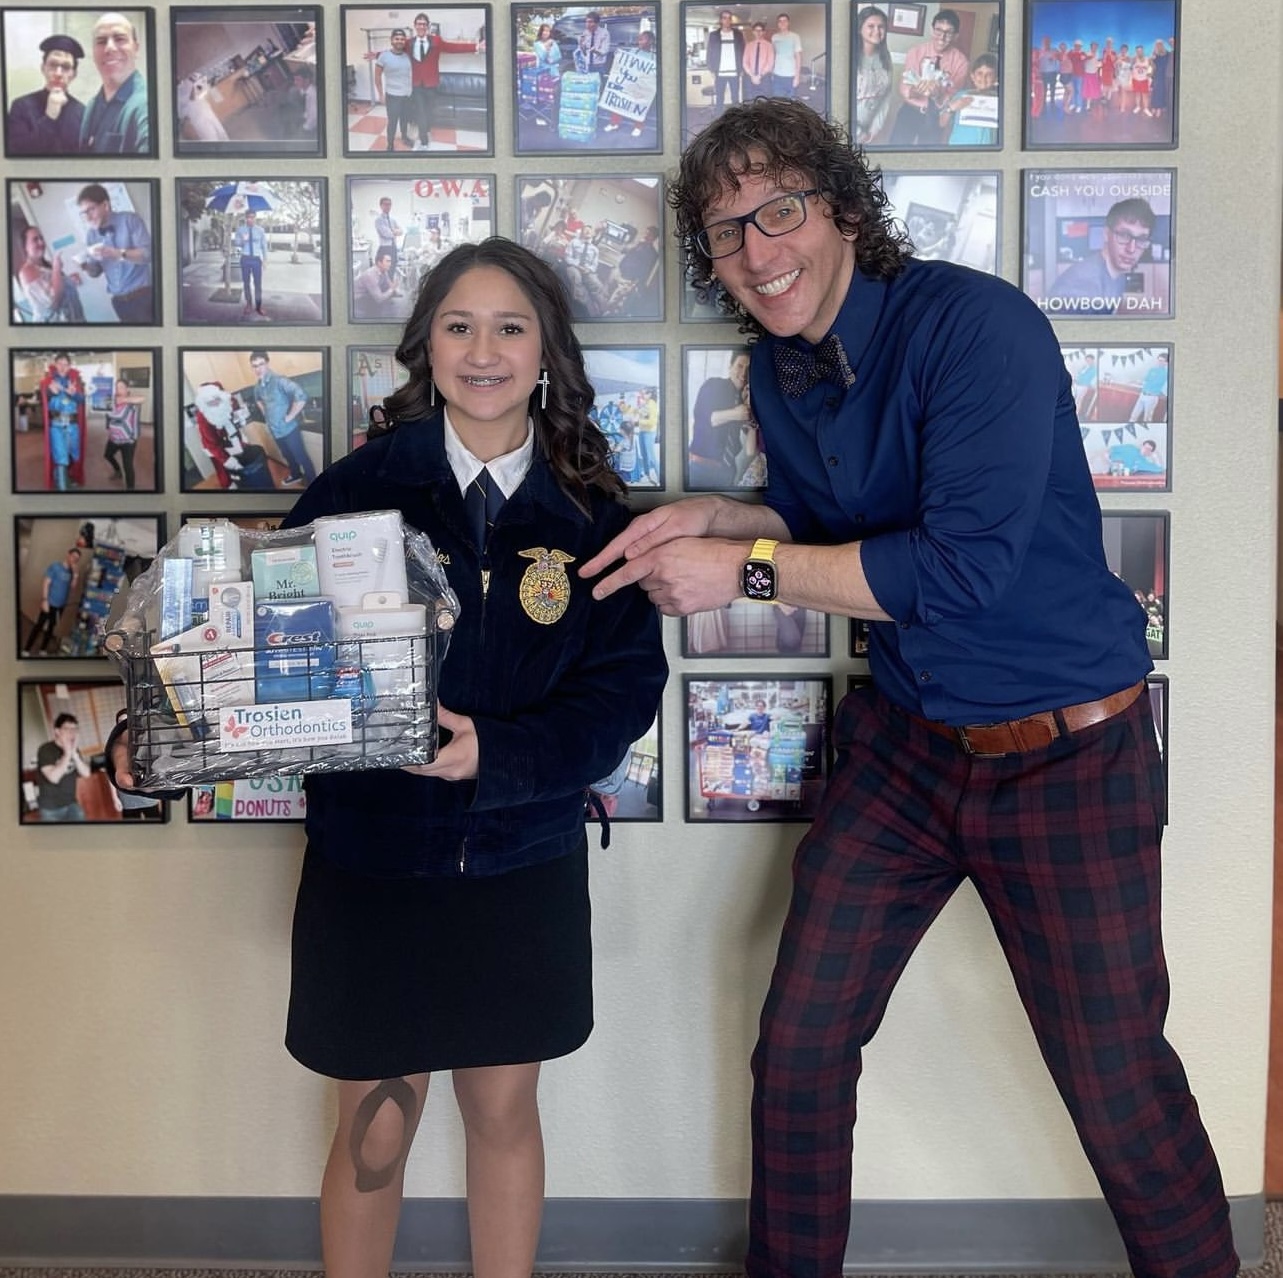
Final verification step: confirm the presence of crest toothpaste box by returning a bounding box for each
[253,598,337,703]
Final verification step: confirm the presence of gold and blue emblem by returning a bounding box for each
[517,547,575,624]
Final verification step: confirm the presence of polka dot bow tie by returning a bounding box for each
[773,333,856,398]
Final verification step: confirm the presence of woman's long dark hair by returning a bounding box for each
[668,99,912,333]
[382,238,624,511]
[855,6,892,73]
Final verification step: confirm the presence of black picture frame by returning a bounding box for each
[170,5,324,157]
[516,173,664,322]
[16,512,165,660]
[1024,0,1179,151]
[684,674,832,823]
[857,0,1003,152]
[683,603,829,658]
[881,170,1001,273]
[1101,510,1168,660]
[177,345,330,494]
[1146,672,1168,824]
[1022,167,1176,320]
[19,678,169,825]
[682,344,764,492]
[339,4,493,157]
[849,618,871,658]
[582,345,663,490]
[2,7,158,159]
[347,344,408,452]
[188,777,307,821]
[1061,342,1172,493]
[8,177,161,325]
[10,346,163,494]
[347,173,495,324]
[511,3,661,156]
[587,713,662,822]
[175,176,329,326]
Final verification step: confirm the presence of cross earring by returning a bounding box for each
[537,369,550,411]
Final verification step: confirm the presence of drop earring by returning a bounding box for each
[537,369,550,411]
[429,379,436,409]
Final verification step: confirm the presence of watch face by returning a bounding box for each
[742,559,777,601]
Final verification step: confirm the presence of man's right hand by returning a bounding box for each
[45,89,67,119]
[579,496,721,584]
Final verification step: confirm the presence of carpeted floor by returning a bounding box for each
[0,1199,1278,1277]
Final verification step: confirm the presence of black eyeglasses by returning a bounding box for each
[695,189,820,260]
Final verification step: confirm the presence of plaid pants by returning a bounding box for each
[747,686,1238,1278]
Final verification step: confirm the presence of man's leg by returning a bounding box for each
[969,695,1238,1278]
[250,258,264,310]
[112,291,153,323]
[277,427,316,483]
[241,256,254,311]
[747,689,965,1278]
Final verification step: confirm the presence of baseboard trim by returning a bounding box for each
[0,1193,1265,1270]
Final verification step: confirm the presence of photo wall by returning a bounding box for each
[2,0,1181,825]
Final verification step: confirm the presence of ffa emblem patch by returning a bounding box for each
[517,547,575,624]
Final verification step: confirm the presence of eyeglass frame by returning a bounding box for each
[694,188,822,260]
[1107,226,1153,249]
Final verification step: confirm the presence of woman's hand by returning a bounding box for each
[401,707,478,781]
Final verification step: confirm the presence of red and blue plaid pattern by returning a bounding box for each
[746,685,1238,1278]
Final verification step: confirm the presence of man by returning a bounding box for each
[1046,197,1156,310]
[352,247,404,319]
[1129,349,1170,423]
[284,65,317,137]
[42,351,85,491]
[687,350,749,490]
[705,10,745,109]
[35,713,91,822]
[742,21,775,100]
[769,13,802,98]
[888,7,968,146]
[576,11,610,74]
[246,349,314,486]
[373,196,402,273]
[24,547,81,656]
[76,182,154,323]
[7,34,86,155]
[369,27,414,151]
[408,10,483,151]
[581,100,1237,1278]
[608,223,660,312]
[232,209,268,317]
[80,11,150,153]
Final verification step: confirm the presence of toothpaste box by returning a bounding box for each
[253,597,337,703]
[251,545,320,602]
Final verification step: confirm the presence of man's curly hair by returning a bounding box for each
[668,100,912,333]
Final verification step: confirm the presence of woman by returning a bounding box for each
[1149,39,1171,118]
[103,377,143,489]
[17,227,85,324]
[114,239,667,1277]
[532,22,561,75]
[852,6,892,145]
[1115,44,1133,113]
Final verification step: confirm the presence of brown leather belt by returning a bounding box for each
[917,681,1145,758]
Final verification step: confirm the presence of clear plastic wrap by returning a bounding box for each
[102,512,460,788]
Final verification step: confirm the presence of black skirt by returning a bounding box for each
[286,837,593,1080]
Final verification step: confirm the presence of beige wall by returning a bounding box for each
[0,0,1279,1215]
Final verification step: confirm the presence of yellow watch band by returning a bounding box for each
[749,537,779,562]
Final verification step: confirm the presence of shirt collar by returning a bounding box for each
[770,263,896,381]
[442,408,534,500]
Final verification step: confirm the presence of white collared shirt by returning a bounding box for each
[443,408,534,501]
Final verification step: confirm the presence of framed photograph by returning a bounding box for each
[170,5,323,156]
[178,346,328,494]
[19,680,168,825]
[9,178,160,325]
[517,174,663,322]
[888,3,927,36]
[176,176,328,326]
[847,672,873,695]
[10,347,161,493]
[1022,168,1175,319]
[858,0,1003,151]
[340,4,491,155]
[1025,0,1178,150]
[685,675,831,822]
[882,170,1000,273]
[683,345,765,492]
[2,8,157,158]
[680,257,724,323]
[189,776,306,821]
[583,345,663,489]
[681,2,830,140]
[347,344,408,451]
[1146,671,1168,824]
[684,601,828,658]
[1101,510,1167,660]
[16,513,163,660]
[588,714,661,822]
[850,617,871,658]
[1062,343,1171,491]
[347,174,495,324]
[511,4,660,155]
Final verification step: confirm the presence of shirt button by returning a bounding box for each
[919,671,932,682]
[824,396,838,409]
[900,621,910,629]
[827,456,839,468]
[854,513,865,524]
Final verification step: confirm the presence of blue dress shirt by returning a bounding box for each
[750,258,1152,723]
[84,209,151,298]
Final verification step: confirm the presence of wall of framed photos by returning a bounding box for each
[0,0,1279,1266]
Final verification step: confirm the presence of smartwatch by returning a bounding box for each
[741,538,780,602]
